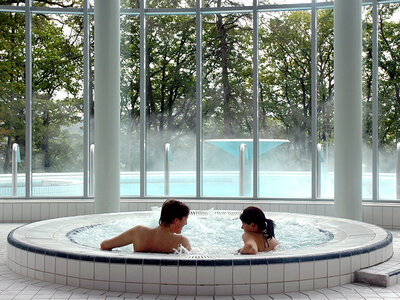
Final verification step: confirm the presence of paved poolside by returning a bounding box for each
[1,223,400,299]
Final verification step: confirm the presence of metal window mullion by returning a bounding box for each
[25,0,32,198]
[253,0,259,199]
[196,0,203,198]
[83,0,90,197]
[372,0,379,201]
[311,0,318,200]
[140,0,147,198]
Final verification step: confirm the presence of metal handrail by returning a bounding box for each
[239,143,247,196]
[12,143,19,196]
[397,142,400,200]
[317,143,322,198]
[90,144,95,197]
[164,143,170,196]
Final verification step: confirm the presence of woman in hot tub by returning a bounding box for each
[239,206,279,254]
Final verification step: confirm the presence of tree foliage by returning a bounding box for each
[1,2,400,175]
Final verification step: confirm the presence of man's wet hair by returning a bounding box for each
[159,199,190,226]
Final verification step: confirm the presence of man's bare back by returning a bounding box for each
[100,202,191,254]
[101,224,190,253]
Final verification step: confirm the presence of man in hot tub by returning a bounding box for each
[100,199,191,253]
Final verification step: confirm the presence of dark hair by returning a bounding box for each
[240,206,275,240]
[159,199,190,226]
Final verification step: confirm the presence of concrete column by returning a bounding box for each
[94,0,120,213]
[334,0,362,220]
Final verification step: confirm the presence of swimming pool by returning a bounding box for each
[1,170,397,199]
[7,210,393,295]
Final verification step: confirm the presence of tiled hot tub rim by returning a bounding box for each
[7,222,393,266]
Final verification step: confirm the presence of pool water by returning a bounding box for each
[68,209,333,256]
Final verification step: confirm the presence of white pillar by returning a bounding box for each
[334,0,362,220]
[94,0,120,213]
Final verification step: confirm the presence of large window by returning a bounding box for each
[146,15,196,197]
[1,1,399,201]
[378,3,400,200]
[202,12,253,197]
[259,10,312,198]
[0,10,26,197]
[31,13,84,196]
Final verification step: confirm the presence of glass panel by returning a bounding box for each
[0,1,24,6]
[259,10,311,198]
[203,0,252,7]
[317,8,334,198]
[146,15,196,196]
[202,12,253,197]
[33,0,82,8]
[32,14,84,196]
[147,0,194,9]
[89,14,95,196]
[261,0,311,4]
[378,3,400,200]
[121,0,138,9]
[0,11,26,197]
[362,5,373,200]
[120,15,140,196]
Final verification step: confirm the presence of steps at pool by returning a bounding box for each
[356,252,400,287]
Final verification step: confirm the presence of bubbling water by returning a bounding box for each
[68,208,333,256]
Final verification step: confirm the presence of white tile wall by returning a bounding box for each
[160,266,177,284]
[110,281,125,292]
[197,267,214,285]
[250,265,267,284]
[314,260,327,278]
[67,258,80,278]
[35,253,45,272]
[284,262,299,281]
[328,275,340,287]
[44,255,56,273]
[110,263,126,282]
[80,261,94,280]
[94,262,109,281]
[268,264,283,283]
[233,265,250,284]
[232,284,250,295]
[250,283,267,295]
[327,258,340,277]
[126,264,142,283]
[340,256,351,274]
[215,284,233,296]
[178,266,196,285]
[284,281,299,293]
[268,282,284,294]
[55,257,67,276]
[215,266,232,285]
[300,261,314,280]
[1,200,400,231]
[143,265,160,284]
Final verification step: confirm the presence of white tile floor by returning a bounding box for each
[2,224,400,299]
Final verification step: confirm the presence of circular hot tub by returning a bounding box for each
[7,211,393,295]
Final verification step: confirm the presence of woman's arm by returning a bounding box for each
[239,233,258,254]
[100,227,135,250]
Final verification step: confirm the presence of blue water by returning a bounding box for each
[1,171,397,199]
[68,209,333,255]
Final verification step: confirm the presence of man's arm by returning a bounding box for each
[239,233,258,254]
[100,227,135,250]
[180,235,191,251]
